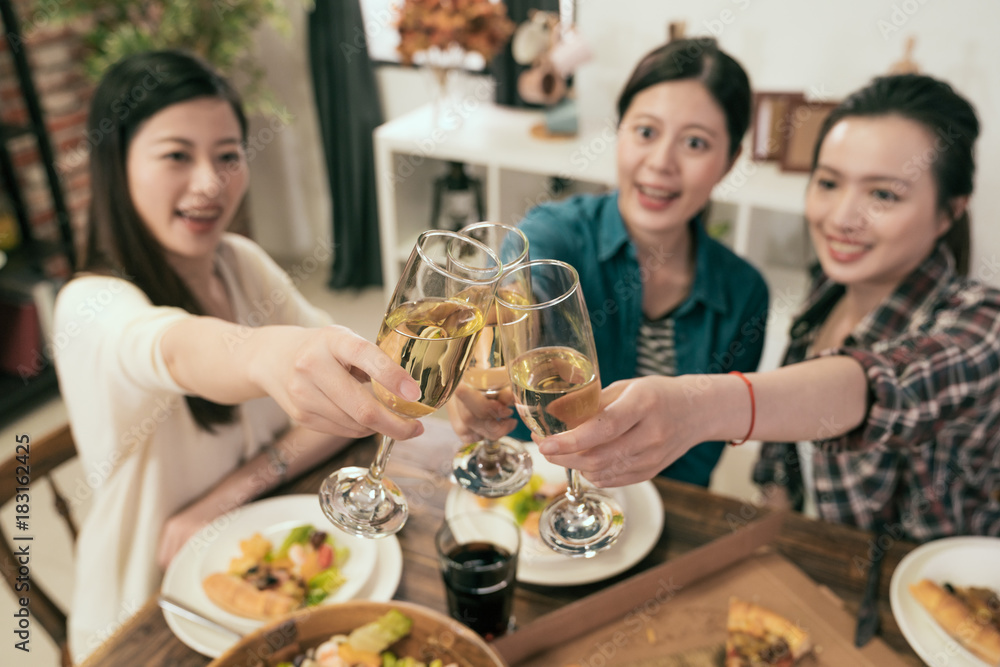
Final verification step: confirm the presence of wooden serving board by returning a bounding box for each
[617,643,725,667]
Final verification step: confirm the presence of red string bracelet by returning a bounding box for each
[728,371,755,445]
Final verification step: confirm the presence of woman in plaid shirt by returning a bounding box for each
[535,73,1000,542]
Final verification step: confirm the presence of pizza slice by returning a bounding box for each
[726,597,813,667]
[909,579,1000,666]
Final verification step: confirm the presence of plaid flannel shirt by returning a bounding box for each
[753,244,1000,542]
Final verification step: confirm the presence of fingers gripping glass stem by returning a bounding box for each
[495,259,624,557]
[319,230,502,538]
[320,435,406,537]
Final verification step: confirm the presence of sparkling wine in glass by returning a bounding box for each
[451,222,534,498]
[495,259,624,557]
[319,230,501,537]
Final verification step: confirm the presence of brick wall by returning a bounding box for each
[1,0,92,271]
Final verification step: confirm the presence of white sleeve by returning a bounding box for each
[53,276,192,395]
[222,233,333,328]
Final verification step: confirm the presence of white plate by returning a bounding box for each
[445,445,664,585]
[161,494,403,658]
[889,535,1000,667]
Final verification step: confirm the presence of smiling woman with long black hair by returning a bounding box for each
[53,50,424,662]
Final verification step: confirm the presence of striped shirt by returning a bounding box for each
[636,314,677,377]
[753,244,1000,542]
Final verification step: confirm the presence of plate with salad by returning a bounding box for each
[163,494,402,657]
[445,444,664,586]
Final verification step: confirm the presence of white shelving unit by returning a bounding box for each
[373,102,814,300]
[374,103,616,291]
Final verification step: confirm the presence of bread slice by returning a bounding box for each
[202,572,300,620]
[909,579,1000,666]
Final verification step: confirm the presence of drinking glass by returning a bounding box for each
[436,510,520,639]
[451,221,533,497]
[495,259,624,557]
[320,230,501,537]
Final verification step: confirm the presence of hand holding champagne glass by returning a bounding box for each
[320,230,501,537]
[452,222,533,498]
[495,259,624,557]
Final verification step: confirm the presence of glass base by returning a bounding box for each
[539,491,624,558]
[452,436,533,498]
[319,466,408,538]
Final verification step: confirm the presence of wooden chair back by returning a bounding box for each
[0,422,77,667]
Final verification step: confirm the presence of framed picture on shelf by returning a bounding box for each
[751,91,804,162]
[779,100,839,173]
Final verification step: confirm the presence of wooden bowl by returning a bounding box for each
[208,599,507,667]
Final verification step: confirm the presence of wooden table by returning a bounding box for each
[80,419,922,666]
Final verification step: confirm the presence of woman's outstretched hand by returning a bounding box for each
[163,319,426,442]
[446,382,517,444]
[535,376,705,488]
[249,324,426,441]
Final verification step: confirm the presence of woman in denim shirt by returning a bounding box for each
[449,38,769,487]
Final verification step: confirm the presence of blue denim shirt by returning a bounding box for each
[513,192,770,487]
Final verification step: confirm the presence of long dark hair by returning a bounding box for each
[617,37,752,159]
[81,50,248,431]
[810,74,979,275]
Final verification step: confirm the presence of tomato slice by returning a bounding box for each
[317,543,333,570]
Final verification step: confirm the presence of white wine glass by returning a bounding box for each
[451,221,534,498]
[320,230,501,537]
[495,259,624,557]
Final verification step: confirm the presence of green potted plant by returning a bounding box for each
[54,0,293,115]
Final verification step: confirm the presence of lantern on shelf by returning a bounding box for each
[429,161,485,231]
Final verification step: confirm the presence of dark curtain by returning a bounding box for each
[490,0,560,108]
[308,0,384,288]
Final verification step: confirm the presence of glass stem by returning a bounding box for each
[566,468,586,511]
[481,437,501,459]
[367,434,396,483]
[480,386,503,464]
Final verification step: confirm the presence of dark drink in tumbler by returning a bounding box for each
[441,541,517,638]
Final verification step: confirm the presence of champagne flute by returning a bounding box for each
[451,221,533,498]
[320,230,501,537]
[495,259,624,557]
